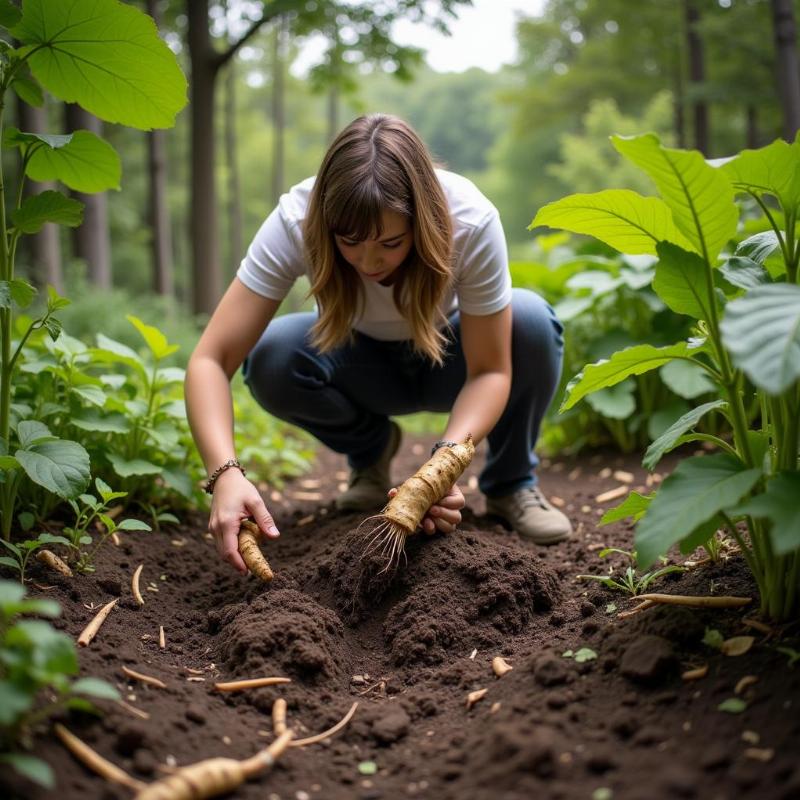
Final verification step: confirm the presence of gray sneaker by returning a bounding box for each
[335,422,402,512]
[485,485,572,544]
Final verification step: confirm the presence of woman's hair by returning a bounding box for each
[303,114,454,364]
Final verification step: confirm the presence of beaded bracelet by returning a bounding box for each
[430,440,458,458]
[204,458,246,494]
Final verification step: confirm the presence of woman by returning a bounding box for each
[185,114,570,576]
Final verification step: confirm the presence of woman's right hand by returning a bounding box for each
[208,468,281,575]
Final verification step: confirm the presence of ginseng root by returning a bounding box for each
[360,434,474,570]
[36,549,73,577]
[133,730,293,800]
[238,520,274,582]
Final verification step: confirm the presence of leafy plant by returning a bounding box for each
[61,478,151,573]
[576,547,686,596]
[532,132,800,620]
[0,580,119,788]
[0,0,186,540]
[0,533,71,583]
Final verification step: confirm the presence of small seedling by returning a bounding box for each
[62,478,150,572]
[776,647,800,668]
[718,698,747,714]
[0,533,72,583]
[358,761,378,775]
[562,647,597,663]
[703,627,725,649]
[576,547,686,596]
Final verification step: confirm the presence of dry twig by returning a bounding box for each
[132,564,145,607]
[272,698,287,736]
[77,598,118,646]
[289,702,358,748]
[122,666,168,689]
[213,676,291,692]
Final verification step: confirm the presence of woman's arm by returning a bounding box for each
[442,305,513,445]
[418,305,512,535]
[185,277,282,573]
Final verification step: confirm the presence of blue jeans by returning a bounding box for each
[242,288,564,498]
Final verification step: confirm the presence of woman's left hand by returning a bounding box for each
[389,483,466,535]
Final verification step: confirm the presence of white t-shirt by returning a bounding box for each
[236,169,512,341]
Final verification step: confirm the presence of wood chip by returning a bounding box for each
[214,676,292,692]
[297,515,315,527]
[273,698,288,736]
[171,537,186,547]
[111,532,121,546]
[186,676,206,682]
[184,667,205,675]
[289,491,323,501]
[467,475,478,490]
[469,648,477,660]
[550,496,566,508]
[721,636,755,656]
[117,700,150,720]
[270,490,283,502]
[55,724,144,790]
[159,626,166,649]
[612,469,634,484]
[744,747,774,762]
[299,479,321,489]
[568,467,582,481]
[598,467,612,478]
[595,485,629,504]
[741,618,774,636]
[131,564,145,607]
[741,730,760,745]
[121,666,168,689]
[489,702,501,714]
[492,656,513,677]
[681,664,708,681]
[735,675,758,695]
[77,598,118,646]
[466,688,488,710]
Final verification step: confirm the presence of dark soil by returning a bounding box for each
[2,436,799,800]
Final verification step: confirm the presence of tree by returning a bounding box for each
[770,0,800,140]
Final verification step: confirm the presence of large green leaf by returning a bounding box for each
[612,134,738,263]
[561,342,690,411]
[0,754,55,789]
[659,359,716,399]
[733,473,800,555]
[0,0,22,27]
[720,283,800,394]
[5,127,120,193]
[11,190,83,232]
[735,231,781,265]
[0,278,36,310]
[530,190,696,255]
[12,0,187,130]
[0,685,34,726]
[15,438,90,499]
[642,400,727,471]
[719,137,800,215]
[599,490,653,526]
[653,242,718,320]
[127,315,179,361]
[585,379,636,419]
[719,257,771,290]
[107,453,162,478]
[635,454,762,568]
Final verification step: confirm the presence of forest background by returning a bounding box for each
[15,0,800,361]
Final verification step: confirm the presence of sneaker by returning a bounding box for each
[335,422,402,512]
[485,485,572,544]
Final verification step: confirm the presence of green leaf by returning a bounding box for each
[0,683,34,725]
[12,0,187,130]
[719,137,800,215]
[635,454,762,568]
[718,698,747,714]
[23,129,120,193]
[653,242,718,322]
[530,189,696,255]
[719,257,771,290]
[646,401,691,441]
[116,519,152,532]
[585,379,636,419]
[0,278,37,310]
[358,761,378,775]
[612,134,738,263]
[92,334,147,373]
[11,190,83,232]
[736,231,781,265]
[71,677,120,701]
[0,754,54,788]
[643,400,727,470]
[0,556,21,571]
[720,283,800,394]
[599,491,653,526]
[703,627,724,649]
[0,580,26,606]
[0,0,22,27]
[16,419,52,447]
[733,473,800,555]
[107,453,162,478]
[574,647,598,663]
[69,412,130,434]
[561,342,690,411]
[659,359,716,399]
[15,437,91,499]
[71,384,106,408]
[127,315,179,360]
[10,70,44,108]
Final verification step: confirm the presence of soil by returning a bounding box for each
[2,435,799,800]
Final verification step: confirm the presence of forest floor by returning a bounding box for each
[2,434,800,800]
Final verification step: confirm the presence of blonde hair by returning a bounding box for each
[303,114,454,364]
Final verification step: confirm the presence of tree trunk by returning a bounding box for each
[684,0,709,154]
[672,61,686,149]
[16,98,63,293]
[770,0,800,141]
[225,59,243,274]
[188,0,221,316]
[147,0,174,298]
[746,105,759,149]
[65,104,112,289]
[271,17,286,207]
